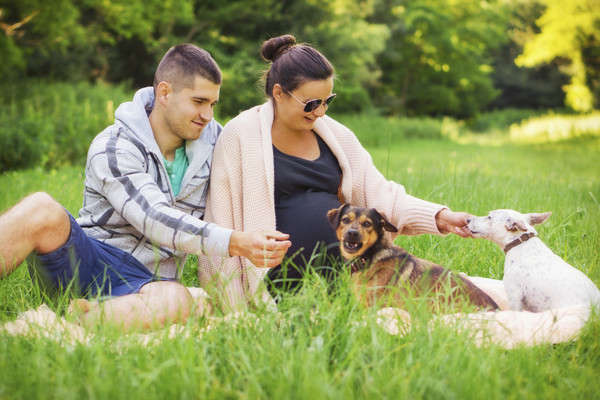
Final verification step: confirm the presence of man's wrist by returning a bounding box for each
[202,225,234,258]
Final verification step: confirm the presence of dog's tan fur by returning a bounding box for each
[328,204,498,310]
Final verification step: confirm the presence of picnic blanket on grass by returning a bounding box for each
[1,283,593,349]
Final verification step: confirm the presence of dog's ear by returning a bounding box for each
[505,218,528,232]
[528,212,551,226]
[371,209,398,233]
[327,204,350,229]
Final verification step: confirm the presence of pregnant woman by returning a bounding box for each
[199,34,473,309]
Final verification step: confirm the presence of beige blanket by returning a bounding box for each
[1,287,213,346]
[376,277,592,348]
[2,282,592,349]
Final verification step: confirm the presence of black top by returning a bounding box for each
[268,134,342,291]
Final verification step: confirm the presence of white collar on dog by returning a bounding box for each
[504,232,537,253]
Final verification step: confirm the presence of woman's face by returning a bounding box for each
[273,76,334,133]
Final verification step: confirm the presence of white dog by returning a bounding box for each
[467,209,600,312]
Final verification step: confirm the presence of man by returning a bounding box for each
[0,44,291,331]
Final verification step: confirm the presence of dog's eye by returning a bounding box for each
[341,217,351,224]
[362,221,372,228]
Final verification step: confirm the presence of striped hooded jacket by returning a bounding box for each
[77,87,232,280]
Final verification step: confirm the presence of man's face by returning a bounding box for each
[163,75,220,142]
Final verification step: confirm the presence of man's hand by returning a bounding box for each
[435,209,473,238]
[228,230,292,268]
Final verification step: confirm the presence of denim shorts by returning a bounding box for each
[29,212,160,298]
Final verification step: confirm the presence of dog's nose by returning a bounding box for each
[466,218,472,224]
[346,229,360,241]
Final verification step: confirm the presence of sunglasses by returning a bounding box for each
[285,90,336,113]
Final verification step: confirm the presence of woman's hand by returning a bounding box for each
[228,230,292,268]
[435,209,473,238]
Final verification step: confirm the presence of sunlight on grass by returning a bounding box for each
[509,112,600,142]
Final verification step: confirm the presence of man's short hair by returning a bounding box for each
[153,44,221,91]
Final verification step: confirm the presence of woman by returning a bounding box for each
[199,35,478,309]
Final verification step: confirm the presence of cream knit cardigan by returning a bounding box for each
[199,100,446,309]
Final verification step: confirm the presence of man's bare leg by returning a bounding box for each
[71,281,197,332]
[0,192,70,277]
[1,193,203,332]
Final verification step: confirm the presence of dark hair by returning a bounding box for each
[261,34,334,97]
[154,44,221,91]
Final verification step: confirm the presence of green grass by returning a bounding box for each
[1,130,600,398]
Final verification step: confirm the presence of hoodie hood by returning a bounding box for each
[114,87,162,157]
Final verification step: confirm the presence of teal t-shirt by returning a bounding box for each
[163,145,189,197]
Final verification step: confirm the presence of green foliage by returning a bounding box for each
[0,0,596,120]
[487,0,568,110]
[516,0,600,112]
[0,117,48,172]
[304,1,389,113]
[370,0,510,117]
[0,80,131,172]
[0,0,195,82]
[0,0,388,116]
[0,33,25,79]
[209,45,265,117]
[192,0,389,115]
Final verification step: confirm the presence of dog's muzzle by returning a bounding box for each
[343,229,362,253]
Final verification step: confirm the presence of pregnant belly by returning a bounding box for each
[275,191,341,267]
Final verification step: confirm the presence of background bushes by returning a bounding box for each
[1,0,598,119]
[466,108,543,133]
[1,0,599,172]
[2,81,598,173]
[0,81,130,172]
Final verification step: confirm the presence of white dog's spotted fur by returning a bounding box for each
[467,209,600,312]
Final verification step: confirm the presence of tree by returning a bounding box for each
[516,0,600,112]
[488,0,568,110]
[0,0,195,81]
[370,0,509,117]
[0,0,82,78]
[189,0,388,115]
[0,0,388,116]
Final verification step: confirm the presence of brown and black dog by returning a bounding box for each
[327,204,498,311]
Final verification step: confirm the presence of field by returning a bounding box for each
[1,120,600,399]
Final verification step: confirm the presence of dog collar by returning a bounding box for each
[350,258,369,273]
[504,232,536,253]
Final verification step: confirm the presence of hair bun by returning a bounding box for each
[261,34,297,62]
